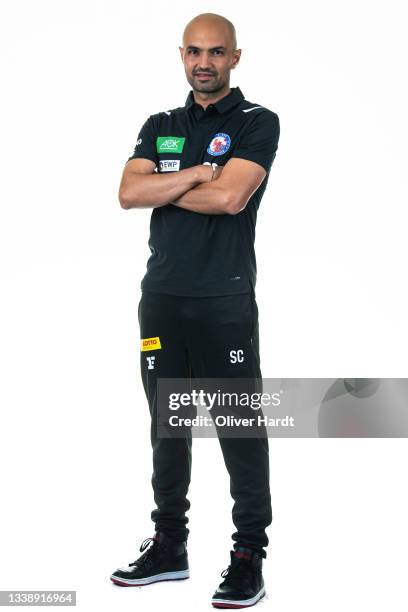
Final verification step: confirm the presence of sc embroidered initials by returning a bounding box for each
[230,349,244,364]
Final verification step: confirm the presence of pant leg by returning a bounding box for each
[138,290,192,542]
[185,292,272,558]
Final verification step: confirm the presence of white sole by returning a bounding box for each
[110,568,190,586]
[212,586,266,608]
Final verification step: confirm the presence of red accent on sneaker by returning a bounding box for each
[232,551,252,561]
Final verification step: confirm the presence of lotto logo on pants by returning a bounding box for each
[141,337,162,351]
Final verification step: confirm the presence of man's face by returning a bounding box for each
[179,24,240,95]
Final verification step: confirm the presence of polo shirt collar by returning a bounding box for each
[185,86,244,114]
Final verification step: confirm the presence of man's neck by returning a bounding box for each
[193,85,232,110]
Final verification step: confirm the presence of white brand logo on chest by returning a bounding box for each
[159,159,181,172]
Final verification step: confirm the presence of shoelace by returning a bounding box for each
[129,536,160,567]
[220,558,256,589]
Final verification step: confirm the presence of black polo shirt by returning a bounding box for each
[126,86,280,297]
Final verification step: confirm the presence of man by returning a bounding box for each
[110,12,280,609]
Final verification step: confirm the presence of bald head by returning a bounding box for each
[179,13,241,99]
[182,13,237,51]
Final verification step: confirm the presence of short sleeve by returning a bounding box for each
[126,115,158,165]
[232,111,280,174]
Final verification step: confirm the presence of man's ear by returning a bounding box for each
[231,48,242,69]
[178,46,184,61]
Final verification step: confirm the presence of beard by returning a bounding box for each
[187,72,226,94]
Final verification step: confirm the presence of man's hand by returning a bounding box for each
[118,159,217,209]
[212,165,223,181]
[170,158,266,215]
[167,165,224,206]
[197,163,224,183]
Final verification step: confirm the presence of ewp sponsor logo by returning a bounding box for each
[159,160,180,172]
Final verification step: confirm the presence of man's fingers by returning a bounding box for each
[212,166,224,180]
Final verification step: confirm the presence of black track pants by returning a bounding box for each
[138,290,272,557]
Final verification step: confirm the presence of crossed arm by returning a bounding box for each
[118,157,266,215]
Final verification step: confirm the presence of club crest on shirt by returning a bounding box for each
[207,133,231,156]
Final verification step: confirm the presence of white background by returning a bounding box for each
[1,0,407,610]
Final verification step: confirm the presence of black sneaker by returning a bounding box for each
[211,547,266,608]
[110,532,189,587]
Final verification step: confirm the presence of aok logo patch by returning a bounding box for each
[157,136,185,154]
[141,337,162,351]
